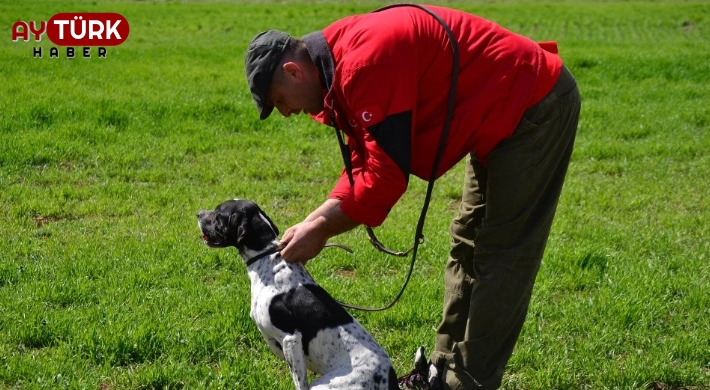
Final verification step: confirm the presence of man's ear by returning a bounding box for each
[282,61,302,80]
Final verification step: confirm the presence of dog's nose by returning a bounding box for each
[196,210,207,219]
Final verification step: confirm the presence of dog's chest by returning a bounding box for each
[247,257,314,324]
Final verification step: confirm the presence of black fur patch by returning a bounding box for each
[269,284,354,355]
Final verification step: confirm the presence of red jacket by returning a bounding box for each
[304,5,562,227]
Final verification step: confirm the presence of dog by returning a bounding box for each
[196,199,398,390]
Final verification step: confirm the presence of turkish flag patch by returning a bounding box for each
[354,105,385,128]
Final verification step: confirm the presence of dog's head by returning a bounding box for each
[196,199,279,255]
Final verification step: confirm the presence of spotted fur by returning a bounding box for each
[197,199,398,390]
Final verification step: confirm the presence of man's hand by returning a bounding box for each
[279,199,359,264]
[280,221,329,264]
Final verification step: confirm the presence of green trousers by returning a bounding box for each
[430,66,581,390]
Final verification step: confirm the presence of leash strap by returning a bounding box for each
[332,3,460,311]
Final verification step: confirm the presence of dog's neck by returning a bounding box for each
[241,240,281,267]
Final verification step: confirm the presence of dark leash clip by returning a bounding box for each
[366,226,422,257]
[334,123,423,258]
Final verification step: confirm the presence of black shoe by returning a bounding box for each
[398,368,430,389]
[398,347,442,390]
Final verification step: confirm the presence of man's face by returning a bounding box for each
[267,62,324,118]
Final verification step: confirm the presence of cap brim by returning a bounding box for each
[259,104,274,120]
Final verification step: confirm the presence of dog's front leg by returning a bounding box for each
[282,331,309,390]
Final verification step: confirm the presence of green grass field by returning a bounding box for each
[1,1,709,389]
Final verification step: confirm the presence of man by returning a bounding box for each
[244,4,580,390]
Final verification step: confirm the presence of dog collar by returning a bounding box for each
[245,246,280,267]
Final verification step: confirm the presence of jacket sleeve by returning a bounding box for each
[328,64,417,227]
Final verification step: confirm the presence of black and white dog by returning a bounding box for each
[196,199,398,390]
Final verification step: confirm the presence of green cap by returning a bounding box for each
[245,30,292,120]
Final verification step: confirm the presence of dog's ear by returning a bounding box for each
[243,210,279,250]
[228,207,279,251]
[228,213,247,248]
[256,210,279,237]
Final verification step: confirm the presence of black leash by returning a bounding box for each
[245,246,281,267]
[332,3,460,311]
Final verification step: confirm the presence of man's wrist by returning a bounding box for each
[313,201,359,237]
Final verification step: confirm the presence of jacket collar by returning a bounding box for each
[302,31,335,93]
[302,31,339,125]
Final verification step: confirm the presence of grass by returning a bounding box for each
[1,0,709,389]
